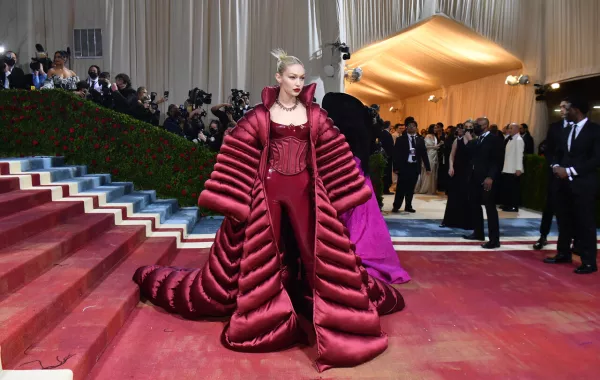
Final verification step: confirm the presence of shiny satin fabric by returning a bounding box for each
[339,157,411,284]
[133,83,405,372]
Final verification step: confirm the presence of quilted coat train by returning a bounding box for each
[134,83,405,372]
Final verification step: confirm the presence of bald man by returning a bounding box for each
[501,123,524,212]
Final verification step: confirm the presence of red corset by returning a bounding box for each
[268,122,310,175]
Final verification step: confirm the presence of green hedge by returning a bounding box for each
[521,154,600,223]
[0,90,215,207]
[369,153,386,209]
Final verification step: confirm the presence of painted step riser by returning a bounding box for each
[11,238,178,380]
[0,157,66,172]
[84,173,112,186]
[118,194,155,214]
[0,226,147,367]
[0,214,115,300]
[34,166,88,183]
[0,190,53,219]
[0,202,85,251]
[63,243,178,380]
[0,177,20,194]
[1,159,198,246]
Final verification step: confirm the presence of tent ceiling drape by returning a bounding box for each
[0,0,343,107]
[1,0,598,142]
[344,15,523,104]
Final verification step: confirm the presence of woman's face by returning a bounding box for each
[276,64,305,98]
[54,53,65,65]
[138,88,148,100]
[116,78,126,90]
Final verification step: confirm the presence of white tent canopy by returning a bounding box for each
[344,15,523,105]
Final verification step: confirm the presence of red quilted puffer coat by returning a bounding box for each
[134,83,405,372]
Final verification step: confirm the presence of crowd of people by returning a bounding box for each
[375,115,545,250]
[1,48,247,153]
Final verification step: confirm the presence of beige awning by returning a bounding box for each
[344,15,523,105]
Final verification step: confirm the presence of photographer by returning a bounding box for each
[164,104,186,137]
[110,73,137,115]
[89,72,113,108]
[31,61,47,89]
[210,103,235,130]
[131,87,162,126]
[1,51,26,90]
[183,108,206,141]
[86,65,103,92]
[194,120,224,152]
[74,80,91,100]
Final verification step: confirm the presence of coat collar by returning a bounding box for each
[260,83,317,110]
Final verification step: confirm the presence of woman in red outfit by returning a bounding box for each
[134,50,405,372]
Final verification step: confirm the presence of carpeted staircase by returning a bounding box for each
[0,157,209,380]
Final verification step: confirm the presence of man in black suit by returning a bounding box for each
[1,51,26,90]
[392,120,430,213]
[379,121,395,195]
[534,100,571,249]
[544,97,600,274]
[519,123,534,154]
[463,117,504,249]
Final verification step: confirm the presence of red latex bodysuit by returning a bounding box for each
[267,122,314,290]
[134,84,405,372]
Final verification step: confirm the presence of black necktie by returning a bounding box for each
[411,135,416,147]
[570,123,578,147]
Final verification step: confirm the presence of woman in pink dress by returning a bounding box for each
[322,93,410,284]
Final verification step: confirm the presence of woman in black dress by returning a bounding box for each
[441,123,474,229]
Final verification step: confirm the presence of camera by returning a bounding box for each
[227,89,250,121]
[188,88,212,108]
[29,44,52,73]
[150,92,159,110]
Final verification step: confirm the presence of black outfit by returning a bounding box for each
[501,173,521,210]
[1,67,26,89]
[392,134,430,211]
[539,121,565,237]
[552,120,600,270]
[442,137,473,229]
[379,129,394,194]
[163,117,184,137]
[521,132,534,155]
[466,132,504,243]
[132,103,160,126]
[112,86,138,115]
[204,128,223,152]
[437,133,449,192]
[211,109,231,129]
[184,118,204,141]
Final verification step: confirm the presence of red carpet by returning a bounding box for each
[87,248,600,380]
[2,158,599,379]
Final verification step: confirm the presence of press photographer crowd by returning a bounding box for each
[1,45,253,152]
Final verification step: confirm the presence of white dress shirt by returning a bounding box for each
[87,77,103,92]
[407,133,417,163]
[4,66,13,89]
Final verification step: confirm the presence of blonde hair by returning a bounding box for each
[271,48,303,75]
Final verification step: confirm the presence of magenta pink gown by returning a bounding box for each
[339,157,411,284]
